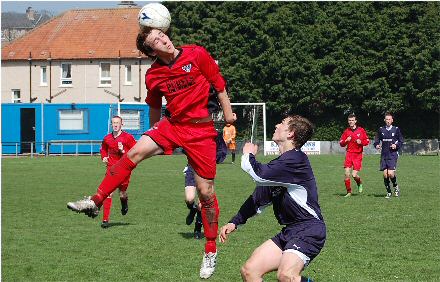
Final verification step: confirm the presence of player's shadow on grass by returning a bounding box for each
[103,222,131,228]
[178,232,205,240]
[370,193,388,198]
[333,193,361,197]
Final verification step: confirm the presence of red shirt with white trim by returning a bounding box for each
[100,131,136,166]
[145,45,226,123]
[339,126,369,153]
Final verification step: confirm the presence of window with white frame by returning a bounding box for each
[59,109,86,131]
[41,66,47,86]
[100,62,111,86]
[120,110,140,130]
[11,89,21,103]
[125,65,132,85]
[61,63,72,85]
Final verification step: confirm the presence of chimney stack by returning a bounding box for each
[117,1,137,8]
[26,7,35,21]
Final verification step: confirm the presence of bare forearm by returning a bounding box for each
[217,90,235,124]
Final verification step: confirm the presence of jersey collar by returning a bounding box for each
[156,48,183,68]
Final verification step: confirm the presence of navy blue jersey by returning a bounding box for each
[373,126,404,160]
[230,149,324,227]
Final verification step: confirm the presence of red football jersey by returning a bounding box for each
[145,45,226,123]
[339,126,369,153]
[100,131,136,166]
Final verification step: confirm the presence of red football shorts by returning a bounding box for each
[344,152,363,171]
[145,118,218,179]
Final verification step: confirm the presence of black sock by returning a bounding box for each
[195,210,202,224]
[384,177,391,193]
[194,211,202,232]
[186,202,195,210]
[232,152,236,162]
[390,176,398,187]
[301,277,314,282]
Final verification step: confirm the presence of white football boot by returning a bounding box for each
[67,196,99,218]
[200,252,217,279]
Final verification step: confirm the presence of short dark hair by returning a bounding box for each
[384,112,393,118]
[286,115,315,149]
[348,113,356,119]
[136,32,154,57]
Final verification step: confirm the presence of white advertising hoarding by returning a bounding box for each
[264,141,321,155]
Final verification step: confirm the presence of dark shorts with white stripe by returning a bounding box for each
[271,220,326,265]
[380,158,398,171]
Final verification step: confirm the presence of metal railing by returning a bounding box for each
[1,139,438,157]
[1,141,102,157]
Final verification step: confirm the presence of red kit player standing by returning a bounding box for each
[99,116,136,228]
[67,26,236,278]
[339,114,369,197]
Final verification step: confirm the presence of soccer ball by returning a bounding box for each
[138,3,171,33]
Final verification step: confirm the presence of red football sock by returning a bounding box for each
[91,155,136,207]
[354,176,362,185]
[344,178,351,193]
[102,196,112,222]
[200,194,219,254]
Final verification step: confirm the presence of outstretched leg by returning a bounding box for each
[67,135,163,217]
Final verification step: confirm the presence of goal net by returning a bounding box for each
[212,102,267,155]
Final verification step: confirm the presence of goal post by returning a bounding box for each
[212,102,268,155]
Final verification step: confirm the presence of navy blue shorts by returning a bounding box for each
[380,158,398,171]
[184,165,196,187]
[271,220,326,266]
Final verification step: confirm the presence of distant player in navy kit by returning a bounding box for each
[220,115,326,282]
[373,113,404,198]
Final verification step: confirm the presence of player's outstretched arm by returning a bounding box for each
[219,223,236,243]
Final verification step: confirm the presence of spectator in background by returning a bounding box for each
[339,114,370,197]
[373,112,404,199]
[99,116,136,228]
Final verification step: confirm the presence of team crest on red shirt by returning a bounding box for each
[182,64,192,73]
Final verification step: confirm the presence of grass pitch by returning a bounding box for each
[2,154,439,281]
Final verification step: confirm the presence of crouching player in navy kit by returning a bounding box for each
[220,115,326,282]
[373,112,404,198]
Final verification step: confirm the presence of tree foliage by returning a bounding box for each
[165,2,439,139]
